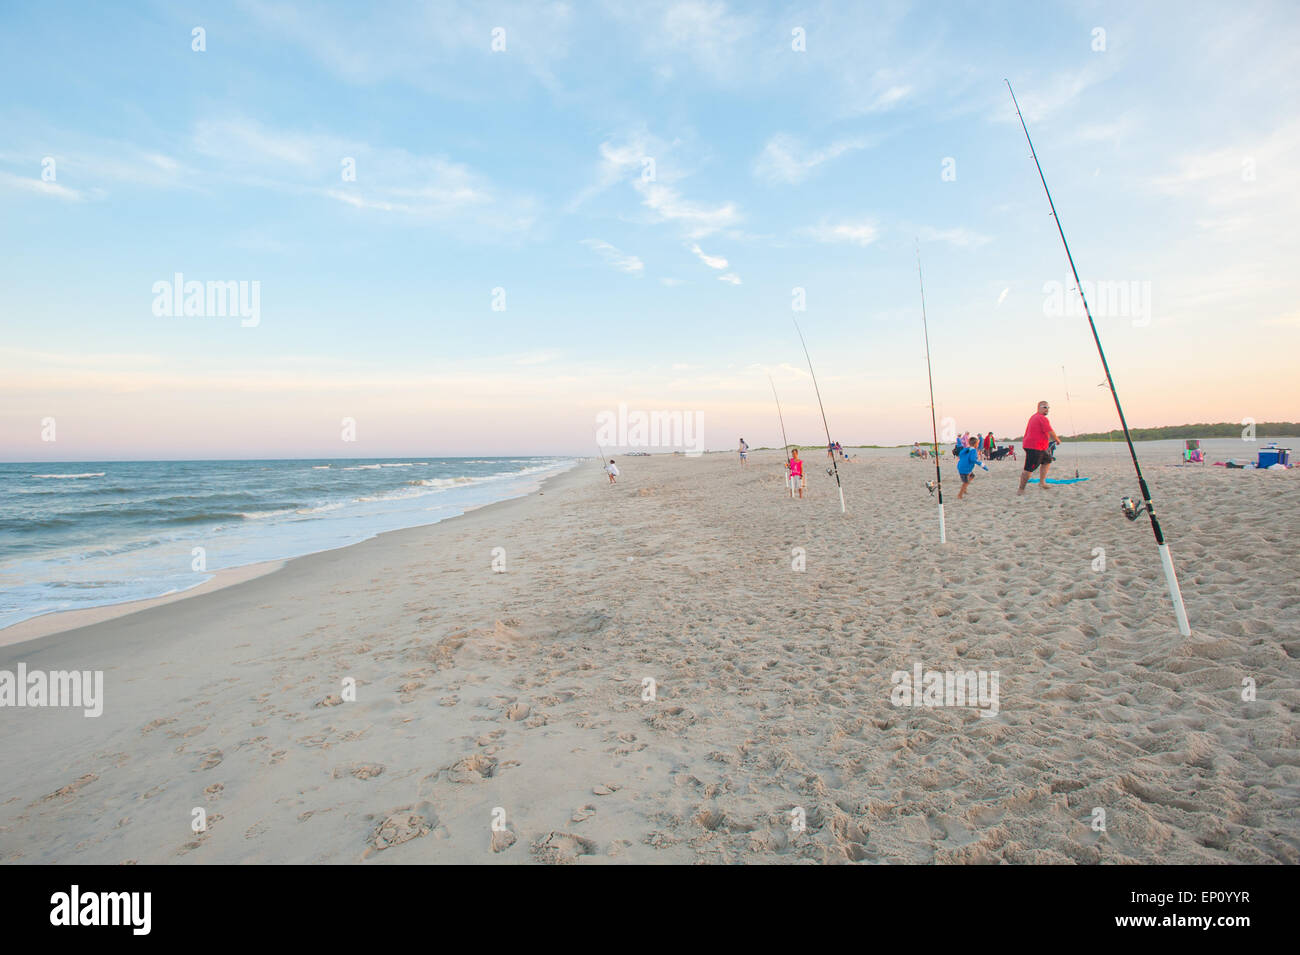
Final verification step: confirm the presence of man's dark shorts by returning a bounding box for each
[960,472,973,484]
[1023,448,1054,472]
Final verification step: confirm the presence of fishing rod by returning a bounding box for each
[1061,365,1080,479]
[793,319,845,513]
[768,374,794,498]
[1007,79,1190,637]
[916,246,946,544]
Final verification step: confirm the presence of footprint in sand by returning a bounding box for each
[441,754,498,784]
[176,813,224,855]
[368,805,437,852]
[531,831,597,864]
[332,763,385,781]
[647,705,696,733]
[43,774,98,802]
[244,821,270,840]
[198,750,223,770]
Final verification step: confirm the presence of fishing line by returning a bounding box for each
[916,245,946,543]
[768,374,795,499]
[1061,365,1081,479]
[793,319,846,514]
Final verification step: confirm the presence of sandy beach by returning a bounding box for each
[1,446,1296,864]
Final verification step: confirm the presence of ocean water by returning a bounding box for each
[0,457,574,630]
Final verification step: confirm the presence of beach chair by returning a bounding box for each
[1183,439,1205,465]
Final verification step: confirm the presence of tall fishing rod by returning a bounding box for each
[1007,79,1190,637]
[793,319,846,513]
[1060,365,1080,479]
[916,246,946,544]
[768,374,794,499]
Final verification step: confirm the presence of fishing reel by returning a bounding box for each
[1120,496,1147,521]
[925,480,937,496]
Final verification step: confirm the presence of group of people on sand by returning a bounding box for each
[912,433,1004,461]
[951,400,1061,499]
[956,430,999,461]
[606,401,1061,500]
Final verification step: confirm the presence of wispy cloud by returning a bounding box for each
[997,61,1121,124]
[864,84,910,112]
[570,129,741,238]
[917,225,993,248]
[240,0,575,94]
[636,181,738,237]
[193,116,532,230]
[1151,121,1300,248]
[0,171,83,200]
[799,220,880,246]
[566,128,663,211]
[581,238,645,274]
[0,139,194,196]
[717,272,741,285]
[753,133,871,185]
[1152,121,1300,203]
[611,0,758,85]
[689,242,727,269]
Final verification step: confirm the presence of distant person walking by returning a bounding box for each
[738,438,749,466]
[605,459,619,484]
[788,448,805,498]
[1018,400,1061,495]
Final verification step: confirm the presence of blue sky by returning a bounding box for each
[2,0,1297,458]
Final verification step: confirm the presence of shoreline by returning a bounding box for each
[0,460,582,650]
[0,559,288,648]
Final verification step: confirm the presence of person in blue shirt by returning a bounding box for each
[956,435,989,499]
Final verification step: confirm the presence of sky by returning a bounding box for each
[2,0,1298,460]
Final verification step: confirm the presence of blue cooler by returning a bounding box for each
[1256,447,1291,468]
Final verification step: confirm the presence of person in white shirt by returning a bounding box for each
[604,459,619,484]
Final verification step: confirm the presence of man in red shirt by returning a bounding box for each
[1018,399,1061,495]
